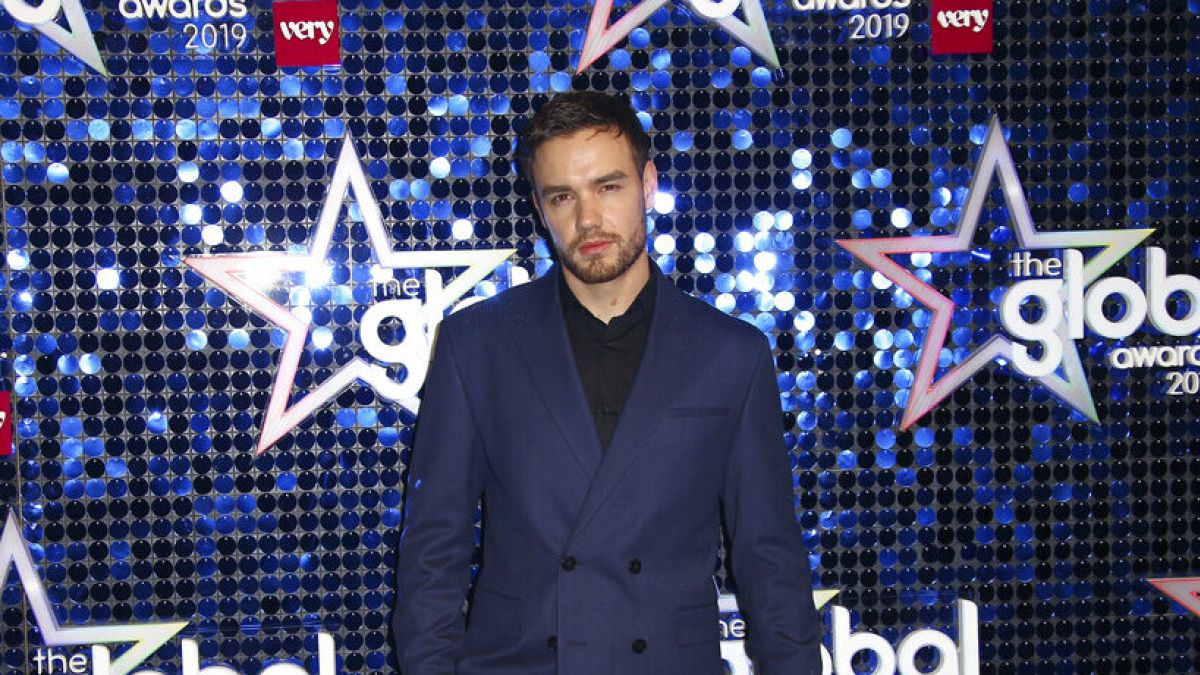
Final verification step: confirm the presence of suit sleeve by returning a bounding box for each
[392,323,486,674]
[721,337,824,675]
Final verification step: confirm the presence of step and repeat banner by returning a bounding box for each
[0,0,1198,672]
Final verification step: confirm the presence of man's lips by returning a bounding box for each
[577,240,614,255]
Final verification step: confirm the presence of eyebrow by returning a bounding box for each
[539,170,631,196]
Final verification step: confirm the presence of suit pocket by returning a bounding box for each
[662,406,731,418]
[675,602,718,646]
[467,585,523,641]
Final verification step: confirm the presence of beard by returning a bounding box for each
[556,226,647,284]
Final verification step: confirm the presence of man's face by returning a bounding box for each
[530,126,657,285]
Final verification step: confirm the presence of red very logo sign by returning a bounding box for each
[931,0,993,55]
[273,0,341,68]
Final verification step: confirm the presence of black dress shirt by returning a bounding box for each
[559,267,656,449]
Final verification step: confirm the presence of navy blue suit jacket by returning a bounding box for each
[392,264,822,674]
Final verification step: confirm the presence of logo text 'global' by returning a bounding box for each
[1001,247,1199,377]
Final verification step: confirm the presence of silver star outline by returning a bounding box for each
[838,116,1154,428]
[1,0,107,75]
[0,511,188,675]
[185,136,516,454]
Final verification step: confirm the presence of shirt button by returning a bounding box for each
[632,638,647,654]
[547,635,557,651]
[628,558,642,574]
[559,556,577,571]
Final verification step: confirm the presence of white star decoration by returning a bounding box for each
[1,0,107,75]
[0,511,188,675]
[185,137,516,454]
[577,0,778,72]
[837,116,1154,429]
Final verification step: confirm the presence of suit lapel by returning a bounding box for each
[565,267,691,548]
[508,269,606,479]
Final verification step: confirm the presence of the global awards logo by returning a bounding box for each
[0,511,336,675]
[719,592,980,674]
[2,0,255,73]
[836,116,1200,429]
[185,135,523,454]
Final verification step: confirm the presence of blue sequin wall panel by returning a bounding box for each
[1,0,1199,672]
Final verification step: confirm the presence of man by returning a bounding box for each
[392,90,823,674]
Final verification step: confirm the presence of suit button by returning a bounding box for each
[632,638,647,654]
[628,558,642,574]
[547,635,557,651]
[559,556,577,571]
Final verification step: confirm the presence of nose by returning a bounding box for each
[574,192,602,232]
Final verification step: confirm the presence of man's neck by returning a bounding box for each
[563,256,652,324]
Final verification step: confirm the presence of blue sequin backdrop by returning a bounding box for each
[1,0,1200,672]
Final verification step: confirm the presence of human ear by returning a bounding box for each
[641,160,658,211]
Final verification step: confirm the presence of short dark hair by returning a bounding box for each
[516,91,651,186]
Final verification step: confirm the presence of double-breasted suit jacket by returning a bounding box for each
[392,264,823,674]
